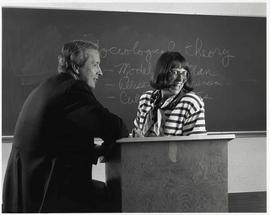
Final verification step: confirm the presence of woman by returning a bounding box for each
[2,40,129,212]
[133,51,207,137]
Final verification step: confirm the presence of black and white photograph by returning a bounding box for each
[1,0,267,213]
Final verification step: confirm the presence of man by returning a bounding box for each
[2,40,129,212]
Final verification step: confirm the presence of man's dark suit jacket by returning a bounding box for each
[2,72,128,212]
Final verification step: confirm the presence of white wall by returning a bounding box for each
[0,2,266,17]
[228,136,266,193]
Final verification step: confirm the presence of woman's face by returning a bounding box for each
[166,61,187,95]
[79,49,103,89]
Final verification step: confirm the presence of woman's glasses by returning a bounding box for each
[169,68,188,84]
[170,68,187,76]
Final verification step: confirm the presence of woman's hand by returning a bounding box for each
[131,128,144,137]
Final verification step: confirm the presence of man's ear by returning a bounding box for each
[71,63,79,74]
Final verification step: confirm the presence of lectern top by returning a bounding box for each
[117,134,235,143]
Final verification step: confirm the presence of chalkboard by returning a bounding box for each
[2,8,266,135]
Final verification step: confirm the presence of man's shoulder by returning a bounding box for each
[42,73,76,87]
[39,73,91,98]
[54,73,90,93]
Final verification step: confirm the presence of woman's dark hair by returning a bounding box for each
[57,40,99,75]
[150,51,193,92]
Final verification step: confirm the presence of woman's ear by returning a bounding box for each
[182,73,188,84]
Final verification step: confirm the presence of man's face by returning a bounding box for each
[79,49,102,89]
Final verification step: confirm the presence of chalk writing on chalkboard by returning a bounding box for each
[97,38,235,107]
[100,40,176,62]
[185,37,235,67]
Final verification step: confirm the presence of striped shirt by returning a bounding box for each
[133,90,207,136]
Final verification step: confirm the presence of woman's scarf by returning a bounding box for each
[142,89,186,136]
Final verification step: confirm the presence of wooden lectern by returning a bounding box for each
[105,135,235,212]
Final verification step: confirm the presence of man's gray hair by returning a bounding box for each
[57,40,99,74]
